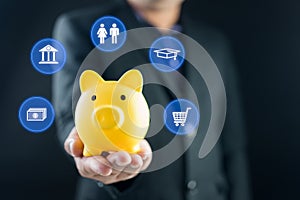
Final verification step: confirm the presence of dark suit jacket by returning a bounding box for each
[52,1,251,200]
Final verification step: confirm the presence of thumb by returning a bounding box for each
[64,127,84,157]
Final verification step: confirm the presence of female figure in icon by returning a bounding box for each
[97,23,107,44]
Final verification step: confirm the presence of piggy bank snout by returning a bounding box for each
[93,106,124,129]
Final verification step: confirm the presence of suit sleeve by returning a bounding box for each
[52,14,79,147]
[52,11,95,147]
[217,38,252,200]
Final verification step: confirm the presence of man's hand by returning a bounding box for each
[64,127,152,185]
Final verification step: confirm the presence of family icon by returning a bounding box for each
[97,23,120,44]
[90,16,126,52]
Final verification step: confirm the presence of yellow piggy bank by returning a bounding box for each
[75,69,150,156]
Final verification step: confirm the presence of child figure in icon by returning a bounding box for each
[110,23,119,44]
[97,24,107,44]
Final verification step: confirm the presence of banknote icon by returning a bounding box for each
[26,108,47,122]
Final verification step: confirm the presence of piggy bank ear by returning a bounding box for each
[79,70,104,92]
[118,69,143,92]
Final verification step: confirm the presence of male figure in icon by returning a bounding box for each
[97,23,107,44]
[110,23,119,44]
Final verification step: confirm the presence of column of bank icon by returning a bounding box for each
[38,45,59,64]
[30,38,66,75]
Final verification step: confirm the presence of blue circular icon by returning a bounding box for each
[164,99,200,135]
[31,38,66,75]
[149,36,185,72]
[18,96,55,133]
[91,16,127,52]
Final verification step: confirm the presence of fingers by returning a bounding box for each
[107,151,132,176]
[74,152,140,185]
[107,152,143,180]
[117,154,143,180]
[64,127,84,157]
[74,156,112,177]
[107,151,132,168]
[65,132,153,184]
[137,139,152,171]
[129,154,143,170]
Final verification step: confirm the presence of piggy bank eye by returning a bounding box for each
[91,95,96,101]
[120,95,126,101]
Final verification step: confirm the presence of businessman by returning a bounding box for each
[53,0,251,199]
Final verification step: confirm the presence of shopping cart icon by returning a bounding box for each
[172,107,192,126]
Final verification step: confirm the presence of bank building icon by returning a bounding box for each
[39,44,59,64]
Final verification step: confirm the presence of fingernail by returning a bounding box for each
[116,155,131,167]
[69,139,74,156]
[131,155,142,168]
[107,154,128,167]
[130,163,140,169]
[91,164,101,175]
[142,155,147,160]
[102,168,112,176]
[92,164,112,176]
[139,153,148,160]
[107,154,117,164]
[116,159,128,167]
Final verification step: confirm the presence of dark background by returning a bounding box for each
[0,0,299,199]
